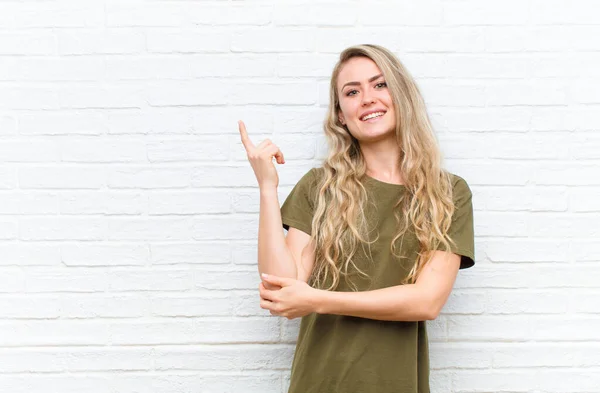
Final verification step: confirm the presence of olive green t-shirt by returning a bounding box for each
[280,167,475,393]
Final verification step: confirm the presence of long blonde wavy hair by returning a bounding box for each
[308,44,456,291]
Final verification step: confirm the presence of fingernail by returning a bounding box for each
[262,273,268,278]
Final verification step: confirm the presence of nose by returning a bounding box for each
[361,88,375,106]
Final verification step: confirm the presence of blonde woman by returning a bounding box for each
[239,44,474,393]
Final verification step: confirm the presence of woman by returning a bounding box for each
[238,44,474,393]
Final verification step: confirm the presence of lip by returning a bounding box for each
[360,109,387,121]
[363,113,386,123]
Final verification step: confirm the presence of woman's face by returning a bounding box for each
[336,56,396,143]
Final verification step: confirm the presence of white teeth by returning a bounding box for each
[361,111,385,121]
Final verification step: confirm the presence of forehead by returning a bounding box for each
[337,57,382,89]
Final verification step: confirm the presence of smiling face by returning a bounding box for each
[336,56,396,143]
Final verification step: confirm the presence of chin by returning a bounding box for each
[359,124,395,138]
[356,131,395,143]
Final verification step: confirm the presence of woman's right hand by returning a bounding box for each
[238,120,285,190]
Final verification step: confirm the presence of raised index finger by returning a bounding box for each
[238,120,255,151]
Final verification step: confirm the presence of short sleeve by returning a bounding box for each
[280,168,318,236]
[436,174,475,269]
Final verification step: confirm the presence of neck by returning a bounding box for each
[358,137,404,184]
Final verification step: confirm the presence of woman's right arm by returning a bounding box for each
[238,120,313,282]
[257,188,298,279]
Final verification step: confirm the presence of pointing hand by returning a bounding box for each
[238,120,285,190]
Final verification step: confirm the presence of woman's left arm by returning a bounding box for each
[259,250,461,321]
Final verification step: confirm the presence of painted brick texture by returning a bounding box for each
[0,1,599,392]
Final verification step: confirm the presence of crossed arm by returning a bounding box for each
[259,247,461,322]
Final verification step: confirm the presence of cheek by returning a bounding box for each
[338,101,356,120]
[387,107,396,120]
[338,100,348,113]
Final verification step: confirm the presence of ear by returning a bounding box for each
[338,113,346,125]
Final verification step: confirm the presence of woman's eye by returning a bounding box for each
[345,82,386,96]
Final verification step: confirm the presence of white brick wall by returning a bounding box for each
[0,0,599,392]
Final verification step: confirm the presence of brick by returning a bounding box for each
[470,185,568,212]
[429,343,492,369]
[0,269,25,293]
[400,27,485,53]
[455,265,600,289]
[482,238,570,263]
[492,343,600,368]
[193,216,258,240]
[59,294,149,318]
[531,0,599,24]
[20,218,106,241]
[151,241,230,265]
[0,320,110,346]
[445,0,529,25]
[0,115,17,135]
[193,267,258,290]
[147,138,229,162]
[59,85,144,109]
[109,318,279,344]
[107,218,193,241]
[60,191,145,215]
[106,55,191,80]
[19,112,106,135]
[146,80,230,106]
[230,81,317,105]
[486,80,567,106]
[433,107,531,133]
[146,29,229,53]
[0,244,61,266]
[106,3,186,27]
[274,4,357,26]
[454,369,600,392]
[61,138,147,163]
[24,268,108,293]
[149,191,230,215]
[0,3,104,28]
[0,192,59,215]
[107,269,194,292]
[0,296,60,319]
[108,167,191,189]
[152,373,281,393]
[107,108,191,135]
[57,29,144,55]
[0,88,60,110]
[151,294,235,317]
[61,244,149,267]
[154,344,294,370]
[232,28,315,53]
[359,1,442,26]
[0,32,55,55]
[2,56,105,82]
[19,166,105,189]
[277,54,337,78]
[188,4,272,26]
[448,315,532,341]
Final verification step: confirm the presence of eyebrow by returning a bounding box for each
[341,74,384,91]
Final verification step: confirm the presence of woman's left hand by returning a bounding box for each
[259,274,320,319]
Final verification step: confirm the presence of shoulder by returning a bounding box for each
[447,172,472,198]
[448,172,473,205]
[311,166,326,180]
[289,167,323,198]
[299,166,326,186]
[297,166,321,185]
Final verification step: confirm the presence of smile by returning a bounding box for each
[361,111,386,122]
